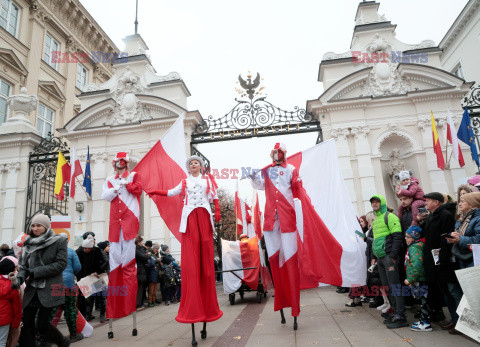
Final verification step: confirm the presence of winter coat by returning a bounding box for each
[63,247,81,289]
[0,276,22,327]
[18,236,68,309]
[371,194,403,259]
[457,208,480,253]
[146,256,159,283]
[405,241,426,283]
[420,203,457,283]
[75,246,107,280]
[163,263,176,288]
[135,245,150,283]
[396,177,425,201]
[160,251,175,265]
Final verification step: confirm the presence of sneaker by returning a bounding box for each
[70,333,84,342]
[369,300,383,308]
[381,307,394,318]
[386,315,409,329]
[376,303,388,311]
[410,321,432,332]
[383,314,395,324]
[381,304,392,314]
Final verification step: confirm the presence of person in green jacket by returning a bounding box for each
[370,194,408,329]
[404,225,432,332]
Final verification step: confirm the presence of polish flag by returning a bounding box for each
[446,109,465,167]
[134,114,187,240]
[51,307,93,338]
[69,146,83,198]
[252,190,262,239]
[221,236,261,294]
[288,139,367,288]
[235,180,252,236]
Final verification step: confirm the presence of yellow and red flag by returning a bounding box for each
[431,111,445,170]
[54,151,71,201]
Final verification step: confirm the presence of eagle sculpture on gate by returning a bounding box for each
[238,73,261,100]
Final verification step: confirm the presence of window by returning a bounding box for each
[452,63,465,80]
[43,33,60,70]
[0,0,19,37]
[37,103,55,138]
[76,63,88,90]
[0,78,11,125]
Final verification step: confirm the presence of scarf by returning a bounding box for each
[455,208,476,236]
[19,228,59,288]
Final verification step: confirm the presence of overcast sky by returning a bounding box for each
[81,0,468,202]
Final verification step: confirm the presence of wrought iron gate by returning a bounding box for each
[463,84,480,165]
[25,134,69,231]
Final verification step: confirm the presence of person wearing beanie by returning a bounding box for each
[48,233,84,342]
[418,193,461,331]
[394,170,426,228]
[145,240,153,250]
[449,191,480,269]
[17,214,70,346]
[76,235,108,322]
[0,258,22,347]
[404,226,431,332]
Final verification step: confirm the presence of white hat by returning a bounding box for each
[113,152,129,162]
[82,235,94,248]
[397,170,411,181]
[186,155,205,171]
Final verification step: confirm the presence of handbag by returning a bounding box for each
[451,243,473,261]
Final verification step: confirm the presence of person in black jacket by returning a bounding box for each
[418,192,462,331]
[76,235,108,321]
[135,236,150,308]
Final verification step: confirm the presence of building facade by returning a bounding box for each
[307,1,478,215]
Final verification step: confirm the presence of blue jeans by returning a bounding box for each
[441,282,463,323]
[0,325,10,347]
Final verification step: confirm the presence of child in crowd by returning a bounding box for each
[395,170,426,226]
[0,258,22,347]
[404,226,431,332]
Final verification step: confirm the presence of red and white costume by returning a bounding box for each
[101,152,142,319]
[250,143,305,317]
[155,156,223,324]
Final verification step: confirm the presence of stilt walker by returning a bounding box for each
[148,155,223,345]
[101,152,143,338]
[249,143,303,330]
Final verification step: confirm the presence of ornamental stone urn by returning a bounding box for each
[0,87,40,135]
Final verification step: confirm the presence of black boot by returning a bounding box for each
[41,325,70,347]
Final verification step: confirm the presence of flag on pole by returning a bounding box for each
[431,111,445,170]
[83,146,92,197]
[69,146,83,198]
[54,151,70,201]
[252,190,262,239]
[235,180,251,236]
[457,108,480,167]
[134,114,187,240]
[446,110,465,168]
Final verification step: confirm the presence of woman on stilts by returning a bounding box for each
[148,155,223,345]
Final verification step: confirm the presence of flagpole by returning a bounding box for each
[75,176,91,200]
[445,123,449,169]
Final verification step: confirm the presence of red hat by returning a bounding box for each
[272,142,286,153]
[113,152,129,162]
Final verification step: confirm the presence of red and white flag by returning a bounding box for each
[51,307,93,338]
[69,146,83,198]
[288,139,367,288]
[446,109,465,168]
[134,114,187,241]
[252,190,262,239]
[235,180,252,236]
[221,236,261,294]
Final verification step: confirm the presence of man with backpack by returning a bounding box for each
[370,194,407,329]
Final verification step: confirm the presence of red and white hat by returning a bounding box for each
[271,142,287,154]
[113,152,129,162]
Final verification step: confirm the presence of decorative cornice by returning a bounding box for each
[351,126,370,139]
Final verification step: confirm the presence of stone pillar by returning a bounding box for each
[1,163,21,244]
[418,119,448,192]
[351,126,376,214]
[331,127,355,205]
[90,152,109,241]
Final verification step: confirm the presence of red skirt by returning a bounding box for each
[175,208,223,323]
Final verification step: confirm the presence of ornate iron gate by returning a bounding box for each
[25,134,69,231]
[190,72,322,167]
[463,84,480,165]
